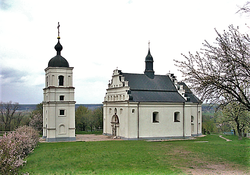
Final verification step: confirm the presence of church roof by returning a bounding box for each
[48,39,69,67]
[122,73,186,103]
[145,49,153,62]
[178,82,202,103]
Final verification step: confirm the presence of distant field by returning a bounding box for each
[18,104,103,111]
[19,135,249,174]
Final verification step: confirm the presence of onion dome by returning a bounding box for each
[48,38,69,67]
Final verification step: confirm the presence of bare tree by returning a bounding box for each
[174,25,250,111]
[0,101,20,131]
[237,1,250,14]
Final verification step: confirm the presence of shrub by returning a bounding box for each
[0,126,39,174]
[29,114,43,135]
[0,132,24,175]
[15,126,40,157]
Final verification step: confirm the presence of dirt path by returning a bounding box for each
[185,163,248,175]
[75,134,120,142]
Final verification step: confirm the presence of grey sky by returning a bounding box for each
[0,0,247,104]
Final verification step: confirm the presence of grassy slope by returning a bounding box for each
[19,135,249,175]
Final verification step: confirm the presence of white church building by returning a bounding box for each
[103,45,202,140]
[42,28,76,142]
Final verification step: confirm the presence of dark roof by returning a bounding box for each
[122,73,186,103]
[145,49,153,62]
[48,39,69,67]
[122,73,176,91]
[129,91,186,102]
[178,82,202,103]
[48,55,69,67]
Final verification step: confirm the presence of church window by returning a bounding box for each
[174,112,180,122]
[198,111,201,123]
[153,112,159,123]
[191,115,194,122]
[58,75,64,86]
[132,109,135,113]
[60,95,64,101]
[46,76,48,87]
[109,108,112,114]
[60,109,65,116]
[120,108,123,114]
[114,108,117,114]
[112,114,119,124]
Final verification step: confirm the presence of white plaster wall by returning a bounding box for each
[184,104,192,137]
[43,67,75,141]
[127,104,138,139]
[45,67,74,88]
[103,102,202,139]
[139,103,184,138]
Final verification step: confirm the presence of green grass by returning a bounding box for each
[75,130,103,135]
[19,135,249,174]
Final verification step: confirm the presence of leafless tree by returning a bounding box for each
[0,101,20,131]
[174,25,250,111]
[237,1,250,14]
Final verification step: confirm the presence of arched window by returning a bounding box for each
[58,75,64,86]
[174,112,180,122]
[46,76,48,87]
[191,116,194,122]
[111,114,119,124]
[153,112,159,123]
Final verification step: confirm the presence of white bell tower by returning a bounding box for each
[43,23,76,142]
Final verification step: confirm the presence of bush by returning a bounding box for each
[0,126,39,174]
[15,126,40,157]
[0,132,24,175]
[29,114,43,135]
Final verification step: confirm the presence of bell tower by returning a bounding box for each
[43,23,76,142]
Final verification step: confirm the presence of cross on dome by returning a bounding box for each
[57,22,60,39]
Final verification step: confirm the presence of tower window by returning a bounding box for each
[153,112,159,123]
[60,110,65,115]
[191,115,194,122]
[60,95,64,101]
[58,76,64,86]
[46,76,48,87]
[174,112,180,122]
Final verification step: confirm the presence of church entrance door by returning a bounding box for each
[111,113,119,137]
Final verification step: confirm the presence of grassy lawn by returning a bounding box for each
[75,130,103,135]
[19,135,249,174]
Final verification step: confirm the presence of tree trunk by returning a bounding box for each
[235,117,242,140]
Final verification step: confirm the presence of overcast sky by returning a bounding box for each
[0,0,248,104]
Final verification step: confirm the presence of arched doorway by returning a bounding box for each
[111,112,119,137]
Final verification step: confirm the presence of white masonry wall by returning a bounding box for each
[43,67,76,142]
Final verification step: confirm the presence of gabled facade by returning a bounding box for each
[103,46,202,140]
[43,32,76,142]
